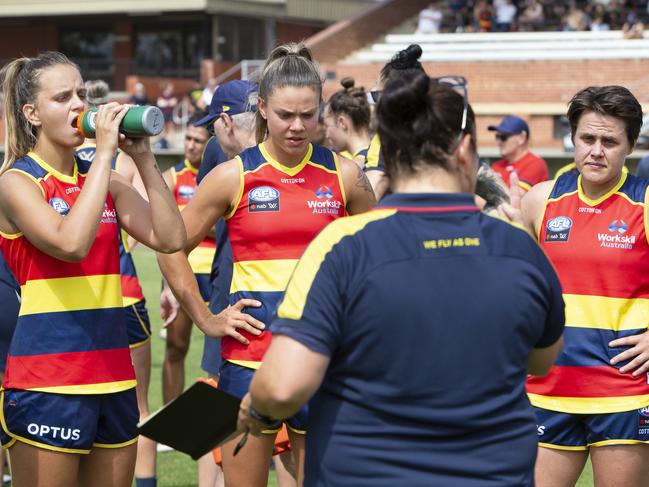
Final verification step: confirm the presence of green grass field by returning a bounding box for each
[132,247,593,487]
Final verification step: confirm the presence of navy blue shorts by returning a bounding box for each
[124,299,151,348]
[196,273,211,302]
[534,405,649,450]
[201,281,227,375]
[0,388,138,453]
[201,336,222,376]
[218,361,307,433]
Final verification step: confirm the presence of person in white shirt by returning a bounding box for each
[416,3,443,34]
[495,0,517,31]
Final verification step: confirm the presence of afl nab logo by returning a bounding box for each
[49,197,70,216]
[639,407,649,417]
[547,216,572,232]
[545,216,572,243]
[315,185,333,200]
[178,185,195,200]
[608,219,627,234]
[248,186,280,213]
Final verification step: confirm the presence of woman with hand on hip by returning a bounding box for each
[157,42,376,487]
[521,86,649,487]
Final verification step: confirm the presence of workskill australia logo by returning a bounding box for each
[315,185,333,199]
[49,197,70,216]
[101,202,117,224]
[608,219,627,234]
[598,219,635,250]
[544,216,572,242]
[248,186,280,213]
[308,185,342,215]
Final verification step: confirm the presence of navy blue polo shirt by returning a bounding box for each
[274,192,564,487]
[197,136,232,374]
[197,136,228,185]
[196,135,231,289]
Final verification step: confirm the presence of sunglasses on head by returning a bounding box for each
[370,76,469,132]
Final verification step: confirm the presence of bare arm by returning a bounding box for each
[365,170,389,200]
[528,336,563,376]
[238,335,330,432]
[114,152,148,250]
[0,104,127,261]
[340,158,377,215]
[155,159,265,340]
[110,140,185,253]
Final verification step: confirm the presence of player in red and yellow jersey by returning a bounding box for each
[158,43,376,487]
[159,116,212,406]
[0,53,184,486]
[520,86,649,487]
[323,77,371,170]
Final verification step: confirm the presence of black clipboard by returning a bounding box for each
[137,381,241,460]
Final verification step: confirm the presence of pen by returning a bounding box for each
[233,429,249,456]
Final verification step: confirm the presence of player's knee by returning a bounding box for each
[165,341,189,361]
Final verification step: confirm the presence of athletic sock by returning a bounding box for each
[135,477,157,487]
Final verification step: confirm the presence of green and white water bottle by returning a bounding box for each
[76,105,164,138]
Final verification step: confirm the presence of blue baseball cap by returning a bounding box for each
[193,79,258,127]
[488,115,529,135]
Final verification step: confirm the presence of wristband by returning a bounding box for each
[249,405,282,428]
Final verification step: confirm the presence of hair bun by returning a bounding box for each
[85,79,109,106]
[267,42,313,65]
[392,44,423,70]
[380,73,429,121]
[340,77,355,90]
[404,44,423,62]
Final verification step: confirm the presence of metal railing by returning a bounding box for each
[215,60,265,84]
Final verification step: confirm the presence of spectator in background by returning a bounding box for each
[416,3,444,34]
[494,0,518,31]
[449,0,470,31]
[623,10,645,39]
[474,0,494,32]
[201,78,219,108]
[563,3,590,31]
[488,115,549,192]
[189,81,207,111]
[606,0,626,30]
[519,0,545,30]
[590,4,611,30]
[130,82,150,106]
[157,82,179,142]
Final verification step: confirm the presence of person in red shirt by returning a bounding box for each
[489,115,549,191]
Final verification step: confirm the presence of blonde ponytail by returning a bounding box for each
[0,51,77,173]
